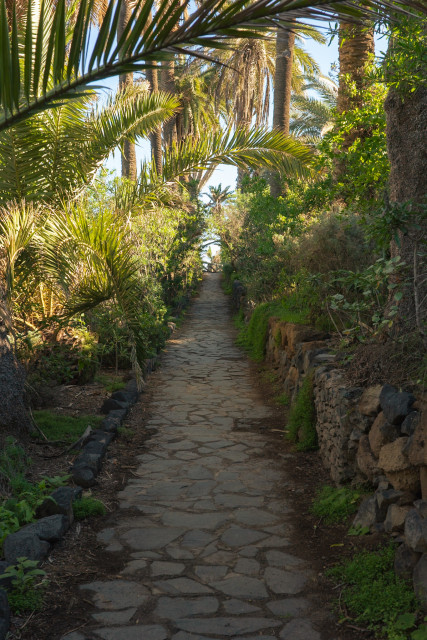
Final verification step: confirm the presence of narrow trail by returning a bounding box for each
[64,273,338,640]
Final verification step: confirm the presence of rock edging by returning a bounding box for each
[0,360,156,640]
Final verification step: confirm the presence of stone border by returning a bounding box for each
[0,358,158,640]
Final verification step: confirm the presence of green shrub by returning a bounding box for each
[275,392,290,407]
[0,437,28,480]
[0,557,47,615]
[237,300,308,362]
[0,474,70,550]
[73,497,106,520]
[286,372,317,451]
[327,545,419,639]
[311,485,363,524]
[32,411,102,444]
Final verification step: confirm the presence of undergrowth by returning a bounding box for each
[311,485,364,524]
[73,497,106,520]
[236,300,308,362]
[32,411,102,443]
[95,373,125,393]
[327,545,423,639]
[275,392,290,407]
[1,558,47,615]
[0,438,69,551]
[285,372,317,451]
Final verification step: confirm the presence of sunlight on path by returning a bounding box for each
[63,274,330,640]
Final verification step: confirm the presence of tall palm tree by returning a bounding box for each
[117,0,138,179]
[212,29,323,186]
[206,184,233,214]
[269,22,325,196]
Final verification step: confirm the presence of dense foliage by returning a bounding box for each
[216,15,426,387]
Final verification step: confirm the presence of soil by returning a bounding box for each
[345,338,426,392]
[6,333,382,640]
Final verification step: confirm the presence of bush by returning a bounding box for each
[327,545,420,639]
[25,323,99,388]
[237,300,309,362]
[286,372,317,451]
[289,210,373,276]
[311,485,363,524]
[73,497,106,520]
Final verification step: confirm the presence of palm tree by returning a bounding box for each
[212,28,323,185]
[117,0,138,179]
[0,86,179,204]
[270,22,327,196]
[123,125,315,209]
[290,74,337,139]
[206,184,233,214]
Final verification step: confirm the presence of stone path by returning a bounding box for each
[63,274,332,640]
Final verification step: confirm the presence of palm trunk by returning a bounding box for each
[337,22,375,145]
[118,1,137,180]
[146,65,163,175]
[161,61,178,148]
[270,24,295,198]
[385,86,427,343]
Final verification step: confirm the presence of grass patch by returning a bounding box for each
[285,372,317,451]
[73,497,106,520]
[275,392,290,407]
[117,426,135,440]
[311,485,364,524]
[32,410,102,444]
[236,300,309,362]
[95,372,125,393]
[327,545,421,639]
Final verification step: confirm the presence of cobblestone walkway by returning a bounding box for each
[64,274,329,640]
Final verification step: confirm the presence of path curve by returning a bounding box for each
[64,274,334,640]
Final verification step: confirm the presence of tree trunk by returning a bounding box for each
[118,1,137,180]
[0,297,33,440]
[337,22,375,140]
[161,62,178,148]
[270,24,295,198]
[146,65,163,175]
[385,86,427,341]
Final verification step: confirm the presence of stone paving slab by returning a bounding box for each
[62,274,329,639]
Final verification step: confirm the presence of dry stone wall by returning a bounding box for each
[263,317,427,498]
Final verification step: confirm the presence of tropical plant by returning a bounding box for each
[0,86,179,204]
[290,74,338,138]
[205,184,233,214]
[130,126,315,207]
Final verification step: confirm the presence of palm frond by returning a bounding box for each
[0,201,38,303]
[0,0,424,132]
[41,204,146,385]
[0,86,179,203]
[132,126,314,206]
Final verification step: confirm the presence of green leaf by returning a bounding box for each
[395,612,416,630]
